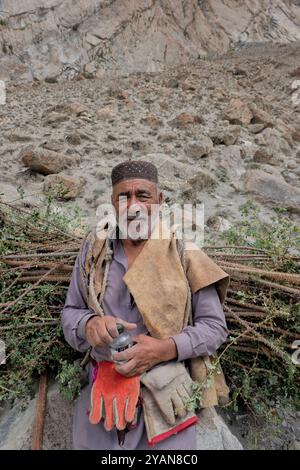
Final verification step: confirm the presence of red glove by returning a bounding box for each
[89,361,140,431]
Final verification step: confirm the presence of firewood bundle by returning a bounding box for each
[0,201,299,406]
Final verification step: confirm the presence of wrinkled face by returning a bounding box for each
[111,178,163,240]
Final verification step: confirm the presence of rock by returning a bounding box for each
[165,78,179,88]
[247,123,267,134]
[181,80,196,91]
[206,216,232,232]
[96,107,115,120]
[253,145,290,166]
[44,64,61,83]
[169,112,202,128]
[213,145,244,179]
[68,102,89,116]
[292,128,300,142]
[83,62,98,79]
[41,140,64,152]
[243,170,300,213]
[9,133,32,142]
[65,133,81,146]
[110,89,129,100]
[275,119,295,145]
[85,32,102,47]
[43,174,83,200]
[223,99,253,125]
[44,112,69,126]
[185,137,214,159]
[184,170,217,198]
[21,147,78,175]
[43,382,73,450]
[196,408,243,450]
[211,126,241,146]
[157,132,177,143]
[289,67,300,78]
[286,160,298,170]
[254,128,291,160]
[141,115,163,128]
[281,170,299,185]
[140,153,193,181]
[2,2,300,85]
[253,148,275,164]
[288,440,300,450]
[0,399,36,450]
[131,139,148,151]
[232,67,247,77]
[249,104,274,128]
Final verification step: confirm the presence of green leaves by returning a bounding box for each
[56,360,84,402]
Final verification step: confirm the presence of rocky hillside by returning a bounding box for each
[0,41,300,234]
[1,0,300,83]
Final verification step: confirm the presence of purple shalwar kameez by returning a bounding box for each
[61,238,228,450]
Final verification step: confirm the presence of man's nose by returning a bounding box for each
[127,201,141,216]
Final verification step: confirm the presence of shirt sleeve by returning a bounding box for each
[171,284,228,362]
[61,241,96,352]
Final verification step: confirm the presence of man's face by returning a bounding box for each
[111,178,163,240]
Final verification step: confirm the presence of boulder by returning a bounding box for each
[157,132,177,143]
[44,64,62,84]
[206,215,232,232]
[212,145,244,179]
[141,115,163,128]
[275,119,296,145]
[185,137,214,159]
[140,154,194,181]
[223,99,253,125]
[183,170,217,199]
[83,62,98,79]
[243,170,300,213]
[255,127,292,160]
[196,408,243,450]
[211,126,241,146]
[249,104,274,128]
[44,112,69,125]
[9,133,32,143]
[68,102,89,116]
[43,174,83,200]
[96,107,115,120]
[169,112,202,128]
[21,147,78,175]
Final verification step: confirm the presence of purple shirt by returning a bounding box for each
[61,237,228,449]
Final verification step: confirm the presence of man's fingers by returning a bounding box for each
[105,319,119,338]
[94,323,113,346]
[115,358,137,377]
[116,318,137,331]
[112,344,138,362]
[101,328,114,346]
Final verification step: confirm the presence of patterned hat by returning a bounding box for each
[111,160,158,186]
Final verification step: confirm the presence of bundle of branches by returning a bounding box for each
[0,200,83,403]
[0,200,299,419]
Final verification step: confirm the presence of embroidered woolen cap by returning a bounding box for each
[111,160,158,186]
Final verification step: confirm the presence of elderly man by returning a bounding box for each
[61,160,229,450]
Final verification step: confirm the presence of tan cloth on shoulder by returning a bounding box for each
[83,218,230,408]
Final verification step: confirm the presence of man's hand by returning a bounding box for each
[113,334,178,377]
[85,316,137,348]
